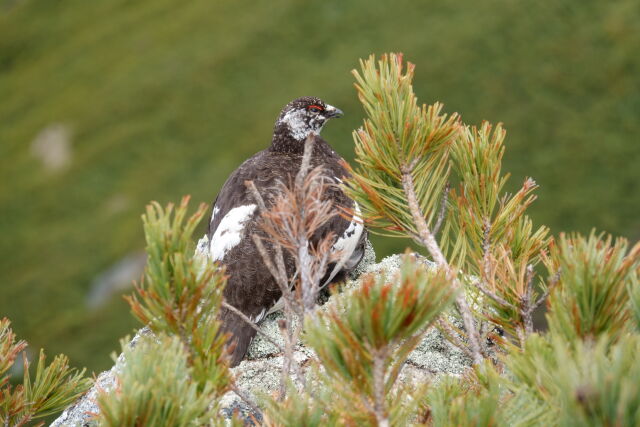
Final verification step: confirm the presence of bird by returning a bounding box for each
[198,96,367,366]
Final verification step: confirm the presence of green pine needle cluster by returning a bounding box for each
[545,231,639,342]
[446,122,550,272]
[98,334,237,427]
[97,197,235,425]
[424,367,513,427]
[425,333,640,426]
[506,334,640,426]
[345,54,459,240]
[261,383,339,427]
[306,253,455,356]
[448,122,551,340]
[123,196,231,393]
[0,318,90,426]
[264,253,454,426]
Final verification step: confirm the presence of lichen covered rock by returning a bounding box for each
[52,246,471,426]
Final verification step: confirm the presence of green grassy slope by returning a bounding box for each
[1,0,638,373]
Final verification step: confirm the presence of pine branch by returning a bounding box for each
[436,318,477,361]
[231,385,263,419]
[0,318,90,426]
[372,347,390,427]
[432,182,450,237]
[401,164,484,364]
[521,265,536,336]
[304,253,456,424]
[124,197,232,395]
[546,232,639,342]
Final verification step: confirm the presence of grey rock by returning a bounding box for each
[52,248,473,426]
[51,328,153,427]
[220,253,470,420]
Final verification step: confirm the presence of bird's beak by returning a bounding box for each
[325,105,343,119]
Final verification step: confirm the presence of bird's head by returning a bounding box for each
[273,96,343,144]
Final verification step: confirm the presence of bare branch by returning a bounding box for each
[400,164,484,364]
[245,180,268,212]
[298,241,316,313]
[432,181,450,236]
[482,218,492,282]
[295,135,315,189]
[245,135,337,399]
[521,264,535,335]
[276,318,307,399]
[221,301,284,354]
[246,180,288,285]
[252,235,289,291]
[372,347,390,427]
[473,279,516,310]
[532,269,561,310]
[436,318,476,361]
[231,384,263,418]
[274,244,288,292]
[277,319,291,399]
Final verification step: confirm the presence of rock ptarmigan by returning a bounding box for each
[198,96,366,366]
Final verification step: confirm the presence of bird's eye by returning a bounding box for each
[308,105,323,113]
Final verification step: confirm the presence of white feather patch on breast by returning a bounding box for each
[209,204,257,261]
[323,201,365,287]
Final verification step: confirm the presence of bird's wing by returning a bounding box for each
[322,200,366,287]
[205,152,270,262]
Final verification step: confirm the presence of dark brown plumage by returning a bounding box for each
[203,97,366,366]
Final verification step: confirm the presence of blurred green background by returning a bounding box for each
[1,0,638,375]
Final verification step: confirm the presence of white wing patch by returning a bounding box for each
[323,201,365,287]
[209,204,257,261]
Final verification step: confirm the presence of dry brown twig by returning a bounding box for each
[244,135,339,399]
